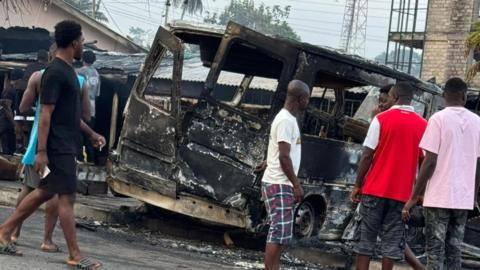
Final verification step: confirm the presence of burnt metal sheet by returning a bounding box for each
[175,98,268,202]
[0,27,52,54]
[316,185,356,240]
[121,96,177,160]
[299,136,362,184]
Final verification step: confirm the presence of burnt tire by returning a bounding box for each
[294,200,319,239]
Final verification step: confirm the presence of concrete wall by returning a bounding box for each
[1,0,140,53]
[421,0,480,85]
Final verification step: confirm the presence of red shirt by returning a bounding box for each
[362,106,427,202]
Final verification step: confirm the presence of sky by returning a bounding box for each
[99,0,428,59]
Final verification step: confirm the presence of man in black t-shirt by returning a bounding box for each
[0,21,104,269]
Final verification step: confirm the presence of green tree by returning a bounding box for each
[64,0,108,22]
[128,27,153,49]
[204,0,300,41]
[465,21,480,82]
[173,0,203,20]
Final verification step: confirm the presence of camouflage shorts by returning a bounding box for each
[424,207,468,270]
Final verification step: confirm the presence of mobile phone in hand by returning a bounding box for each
[41,166,51,179]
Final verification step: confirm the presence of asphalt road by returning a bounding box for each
[0,206,242,270]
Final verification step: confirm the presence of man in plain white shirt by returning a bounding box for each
[256,80,310,270]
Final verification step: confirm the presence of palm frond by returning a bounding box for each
[466,61,480,82]
[465,22,480,57]
[1,0,32,18]
[173,0,202,16]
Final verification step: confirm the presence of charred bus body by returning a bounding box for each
[107,21,443,241]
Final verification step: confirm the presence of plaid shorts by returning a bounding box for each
[262,183,295,245]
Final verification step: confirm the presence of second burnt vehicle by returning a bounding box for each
[106,21,443,241]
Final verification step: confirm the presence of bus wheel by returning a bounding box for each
[294,200,318,239]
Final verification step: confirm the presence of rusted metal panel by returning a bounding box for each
[107,177,248,228]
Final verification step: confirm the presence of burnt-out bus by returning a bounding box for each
[107,21,443,241]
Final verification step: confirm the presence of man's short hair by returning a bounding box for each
[444,77,468,95]
[82,50,96,64]
[10,69,24,81]
[379,84,393,95]
[392,81,414,98]
[54,20,82,49]
[37,49,48,62]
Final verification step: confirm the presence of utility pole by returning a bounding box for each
[164,0,171,26]
[92,0,96,19]
[339,0,368,56]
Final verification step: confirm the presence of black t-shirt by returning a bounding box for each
[41,58,81,155]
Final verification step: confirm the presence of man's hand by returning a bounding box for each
[293,185,304,203]
[402,198,417,222]
[34,152,49,177]
[89,132,106,150]
[255,160,267,173]
[351,186,362,203]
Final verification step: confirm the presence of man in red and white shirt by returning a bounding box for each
[351,82,427,270]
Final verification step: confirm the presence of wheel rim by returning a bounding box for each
[294,201,315,239]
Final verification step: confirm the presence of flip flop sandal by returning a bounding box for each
[0,243,23,256]
[40,243,61,253]
[67,257,102,270]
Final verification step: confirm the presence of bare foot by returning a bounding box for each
[0,229,11,246]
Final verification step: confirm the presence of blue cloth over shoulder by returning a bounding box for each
[22,73,85,165]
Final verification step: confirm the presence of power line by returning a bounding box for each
[107,6,161,26]
[287,17,386,29]
[101,2,124,34]
[110,1,165,17]
[291,7,388,19]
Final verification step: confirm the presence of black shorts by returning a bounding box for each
[354,195,406,260]
[38,154,77,195]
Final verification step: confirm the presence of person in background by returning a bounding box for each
[1,69,24,154]
[256,80,310,270]
[76,50,100,164]
[371,84,394,118]
[351,82,427,270]
[22,50,48,84]
[403,77,480,270]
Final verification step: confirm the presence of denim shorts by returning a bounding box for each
[354,195,406,260]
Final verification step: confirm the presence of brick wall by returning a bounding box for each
[421,0,480,85]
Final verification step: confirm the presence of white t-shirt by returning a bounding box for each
[262,109,302,186]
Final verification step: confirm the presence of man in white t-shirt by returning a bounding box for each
[256,80,310,270]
